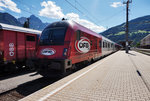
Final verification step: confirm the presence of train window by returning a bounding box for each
[106,42,107,48]
[103,41,105,48]
[95,39,97,49]
[39,27,66,45]
[76,30,81,40]
[26,35,35,41]
[99,40,102,48]
[91,41,92,46]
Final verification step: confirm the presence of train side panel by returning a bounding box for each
[3,30,17,62]
[69,30,102,64]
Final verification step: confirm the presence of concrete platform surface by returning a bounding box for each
[20,51,150,101]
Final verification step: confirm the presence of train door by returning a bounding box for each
[25,34,36,59]
[98,39,102,54]
[95,38,97,52]
[17,32,25,60]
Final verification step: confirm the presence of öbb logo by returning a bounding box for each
[75,37,91,53]
[9,43,14,56]
[41,48,56,56]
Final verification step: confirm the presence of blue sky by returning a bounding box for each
[0,0,149,33]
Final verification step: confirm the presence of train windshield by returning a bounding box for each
[39,27,66,45]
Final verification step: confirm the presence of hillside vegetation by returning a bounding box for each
[100,15,150,45]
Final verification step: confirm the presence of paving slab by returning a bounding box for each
[20,51,150,101]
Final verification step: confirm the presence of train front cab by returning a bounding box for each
[36,21,73,76]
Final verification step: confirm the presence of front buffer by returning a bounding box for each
[36,59,72,77]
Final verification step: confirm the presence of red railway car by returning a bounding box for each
[0,23,41,71]
[35,20,120,77]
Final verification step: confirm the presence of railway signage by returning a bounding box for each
[41,48,56,56]
[9,43,14,56]
[75,37,91,53]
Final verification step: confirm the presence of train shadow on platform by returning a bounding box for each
[16,76,61,96]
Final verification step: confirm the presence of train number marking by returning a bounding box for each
[75,37,91,53]
[9,43,14,56]
[41,48,56,56]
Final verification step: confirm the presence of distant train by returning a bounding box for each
[0,23,41,72]
[140,34,150,49]
[35,20,121,77]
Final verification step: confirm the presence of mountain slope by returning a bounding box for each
[0,12,22,26]
[29,15,49,30]
[0,12,49,31]
[18,17,27,25]
[100,15,150,45]
[17,15,49,31]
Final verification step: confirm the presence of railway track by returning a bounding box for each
[0,76,62,101]
[0,71,42,101]
[134,48,150,56]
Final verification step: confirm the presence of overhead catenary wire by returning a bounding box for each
[16,0,126,27]
[98,9,125,24]
[64,0,99,25]
[75,0,102,24]
[68,0,126,26]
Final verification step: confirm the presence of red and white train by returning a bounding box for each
[0,23,41,72]
[35,20,121,77]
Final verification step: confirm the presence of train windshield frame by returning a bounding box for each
[39,27,67,45]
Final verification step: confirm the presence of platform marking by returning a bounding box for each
[38,53,114,101]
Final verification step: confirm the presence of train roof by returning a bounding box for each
[101,35,115,44]
[46,20,102,38]
[71,21,102,38]
[46,20,118,45]
[0,23,41,34]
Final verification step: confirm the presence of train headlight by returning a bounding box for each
[63,48,68,56]
[0,51,2,55]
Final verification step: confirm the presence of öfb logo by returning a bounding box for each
[75,37,91,53]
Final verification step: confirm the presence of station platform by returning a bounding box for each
[20,51,150,101]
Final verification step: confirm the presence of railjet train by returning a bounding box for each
[35,20,121,77]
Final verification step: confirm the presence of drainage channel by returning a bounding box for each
[128,55,150,92]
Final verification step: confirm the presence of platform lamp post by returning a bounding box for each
[123,0,132,53]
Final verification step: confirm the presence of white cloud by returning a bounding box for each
[110,2,123,8]
[0,7,4,11]
[39,1,106,33]
[66,13,106,33]
[39,1,64,19]
[0,0,21,13]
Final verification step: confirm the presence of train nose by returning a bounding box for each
[37,46,68,59]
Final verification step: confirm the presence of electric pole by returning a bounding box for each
[123,0,132,53]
